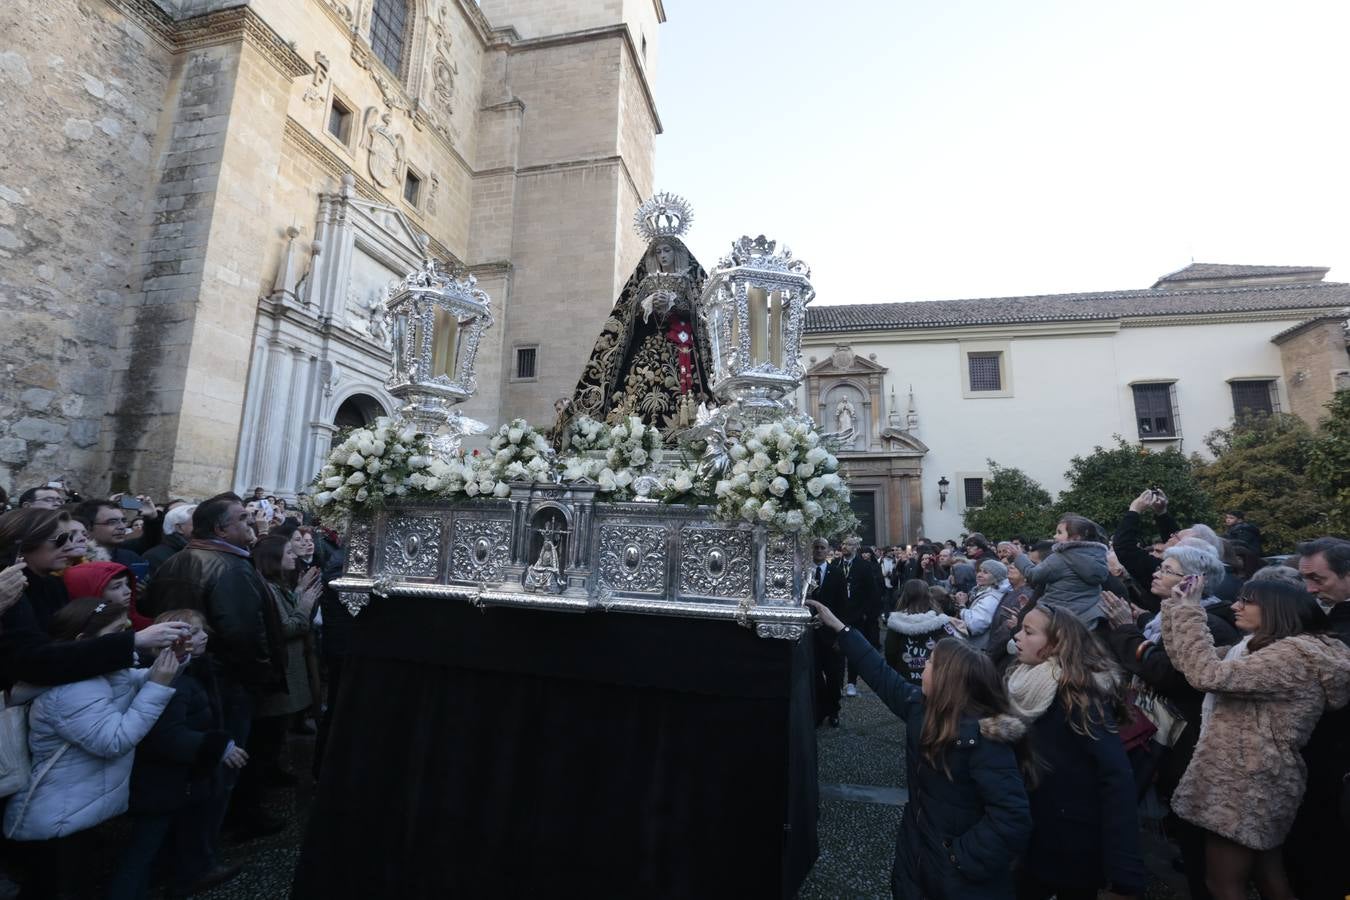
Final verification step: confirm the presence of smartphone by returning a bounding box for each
[119,495,142,511]
[45,481,64,490]
[1177,574,1200,595]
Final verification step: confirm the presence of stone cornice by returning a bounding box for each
[282,116,462,267]
[108,1,312,79]
[802,320,1122,345]
[1118,307,1344,328]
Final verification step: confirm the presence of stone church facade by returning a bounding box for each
[0,0,665,499]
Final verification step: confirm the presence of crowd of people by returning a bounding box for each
[0,482,346,899]
[807,489,1350,900]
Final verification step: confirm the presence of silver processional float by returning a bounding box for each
[312,194,854,640]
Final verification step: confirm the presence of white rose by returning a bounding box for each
[382,474,396,485]
[785,510,805,529]
[614,470,634,488]
[750,452,771,472]
[807,477,824,497]
[324,476,344,489]
[408,473,427,488]
[750,481,766,496]
[346,471,366,485]
[355,488,369,502]
[506,461,527,479]
[465,481,480,497]
[508,427,524,444]
[495,449,513,464]
[314,491,333,507]
[775,459,794,476]
[321,465,337,478]
[493,482,511,498]
[732,461,749,477]
[371,440,386,457]
[672,474,694,493]
[758,501,777,522]
[366,459,382,474]
[651,448,664,464]
[741,498,761,520]
[803,500,823,519]
[408,455,429,469]
[732,473,751,489]
[714,480,734,497]
[598,470,617,492]
[746,438,765,453]
[821,473,842,490]
[753,424,773,440]
[806,447,827,464]
[630,448,648,466]
[796,463,815,478]
[729,444,748,460]
[777,434,795,452]
[770,476,789,497]
[346,452,365,468]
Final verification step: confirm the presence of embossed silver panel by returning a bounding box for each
[763,535,798,602]
[597,524,667,594]
[346,521,371,577]
[383,514,443,579]
[451,519,512,583]
[679,527,753,599]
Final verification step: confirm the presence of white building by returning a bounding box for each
[798,263,1350,545]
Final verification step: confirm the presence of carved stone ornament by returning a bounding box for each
[426,174,441,216]
[361,108,405,189]
[303,51,330,107]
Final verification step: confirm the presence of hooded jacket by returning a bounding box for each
[1013,541,1109,626]
[61,561,151,631]
[1162,595,1350,850]
[3,668,174,840]
[884,610,955,683]
[839,628,1031,900]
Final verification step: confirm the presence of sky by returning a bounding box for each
[652,0,1350,305]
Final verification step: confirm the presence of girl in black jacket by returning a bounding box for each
[1008,604,1146,900]
[808,597,1033,900]
[106,610,248,900]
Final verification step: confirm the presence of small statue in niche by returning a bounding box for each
[524,519,565,593]
[834,396,856,435]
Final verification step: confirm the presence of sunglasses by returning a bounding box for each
[46,532,72,549]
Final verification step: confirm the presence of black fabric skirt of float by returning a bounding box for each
[291,594,818,899]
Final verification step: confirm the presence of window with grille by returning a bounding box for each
[403,170,421,207]
[515,347,537,380]
[963,478,986,508]
[1132,383,1178,438]
[370,0,408,75]
[967,353,1002,391]
[1230,380,1277,420]
[327,97,351,143]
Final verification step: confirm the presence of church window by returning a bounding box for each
[963,477,986,508]
[403,169,422,207]
[1132,382,1179,439]
[967,353,1002,391]
[370,0,409,75]
[1229,379,1278,420]
[515,346,537,380]
[327,97,352,144]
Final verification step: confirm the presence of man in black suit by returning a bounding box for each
[807,537,845,727]
[827,536,882,699]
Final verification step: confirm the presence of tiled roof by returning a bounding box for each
[1152,263,1329,286]
[1270,314,1350,344]
[804,281,1350,334]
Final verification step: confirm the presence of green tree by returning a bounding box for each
[1055,436,1213,535]
[1308,390,1350,535]
[963,461,1058,541]
[1194,413,1331,553]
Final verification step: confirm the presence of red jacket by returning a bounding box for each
[61,561,152,631]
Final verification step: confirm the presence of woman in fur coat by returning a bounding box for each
[1162,577,1350,900]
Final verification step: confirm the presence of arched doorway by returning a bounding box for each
[334,393,386,431]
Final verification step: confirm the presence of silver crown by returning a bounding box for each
[633,192,694,242]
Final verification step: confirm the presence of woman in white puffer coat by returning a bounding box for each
[4,598,177,858]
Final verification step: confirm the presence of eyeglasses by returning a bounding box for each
[1157,565,1186,577]
[94,518,127,528]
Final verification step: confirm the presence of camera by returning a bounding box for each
[119,496,142,511]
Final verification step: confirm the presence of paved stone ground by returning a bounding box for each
[31,684,1190,898]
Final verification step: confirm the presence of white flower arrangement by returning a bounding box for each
[308,417,438,519]
[472,418,554,498]
[658,417,852,536]
[560,415,610,453]
[594,415,663,499]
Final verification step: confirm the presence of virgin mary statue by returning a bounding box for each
[553,194,714,445]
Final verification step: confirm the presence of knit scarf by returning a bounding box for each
[1005,659,1063,722]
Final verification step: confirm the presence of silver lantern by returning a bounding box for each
[698,235,814,417]
[386,259,493,450]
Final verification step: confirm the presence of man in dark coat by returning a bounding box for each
[1223,510,1262,556]
[1286,537,1350,900]
[144,502,194,575]
[819,536,882,701]
[807,537,845,727]
[142,493,287,839]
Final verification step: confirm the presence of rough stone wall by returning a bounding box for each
[0,1,172,498]
[479,0,626,40]
[1276,321,1350,426]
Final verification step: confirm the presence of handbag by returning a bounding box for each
[0,691,31,798]
[4,741,71,839]
[1130,677,1187,747]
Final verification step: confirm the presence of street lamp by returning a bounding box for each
[386,259,494,450]
[937,476,950,509]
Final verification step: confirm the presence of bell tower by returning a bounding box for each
[472,0,667,427]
